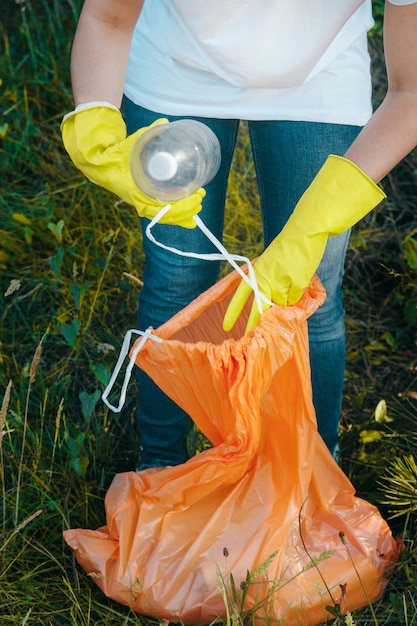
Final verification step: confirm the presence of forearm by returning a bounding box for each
[70,0,144,108]
[344,0,417,183]
[344,88,417,183]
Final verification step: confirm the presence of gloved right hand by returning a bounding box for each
[61,103,205,228]
[223,155,386,333]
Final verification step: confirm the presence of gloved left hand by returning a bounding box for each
[223,155,386,333]
[61,103,205,228]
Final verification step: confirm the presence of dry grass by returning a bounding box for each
[1,1,417,624]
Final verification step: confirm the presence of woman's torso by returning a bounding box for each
[124,0,374,124]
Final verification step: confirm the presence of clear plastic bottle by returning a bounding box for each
[130,120,221,202]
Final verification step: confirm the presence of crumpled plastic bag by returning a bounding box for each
[64,271,399,625]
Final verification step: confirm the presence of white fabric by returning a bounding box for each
[124,1,375,124]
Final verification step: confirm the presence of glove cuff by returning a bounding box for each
[327,154,386,204]
[288,154,387,236]
[62,101,119,126]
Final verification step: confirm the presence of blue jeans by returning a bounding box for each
[123,97,361,467]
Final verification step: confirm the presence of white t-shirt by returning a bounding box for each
[124,0,414,125]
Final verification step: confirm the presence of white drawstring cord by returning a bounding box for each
[145,206,272,314]
[102,205,271,413]
[102,328,162,412]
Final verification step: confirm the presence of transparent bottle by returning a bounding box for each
[130,120,221,202]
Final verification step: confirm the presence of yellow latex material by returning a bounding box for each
[223,155,386,332]
[61,105,205,228]
[64,272,398,625]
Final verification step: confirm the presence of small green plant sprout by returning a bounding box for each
[88,572,144,607]
[218,546,289,625]
[339,532,378,626]
[402,228,417,271]
[297,502,346,623]
[373,399,394,424]
[65,432,90,478]
[216,543,339,626]
[59,318,81,350]
[79,389,101,422]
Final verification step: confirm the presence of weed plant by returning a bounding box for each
[1,0,417,624]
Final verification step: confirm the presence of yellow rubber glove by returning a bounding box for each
[223,155,386,333]
[61,103,205,228]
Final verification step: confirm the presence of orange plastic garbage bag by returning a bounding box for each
[64,271,398,625]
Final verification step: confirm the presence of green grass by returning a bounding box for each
[1,1,417,624]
